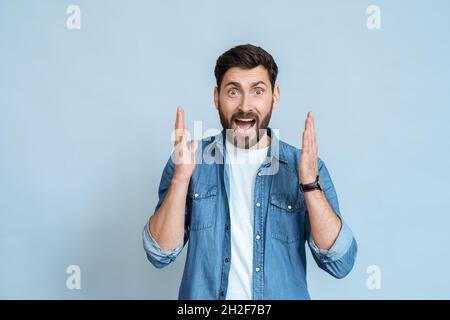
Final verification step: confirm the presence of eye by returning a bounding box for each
[255,88,265,96]
[228,88,239,97]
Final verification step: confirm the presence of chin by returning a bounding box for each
[230,127,259,148]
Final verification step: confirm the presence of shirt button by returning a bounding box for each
[224,257,230,263]
[225,225,230,231]
[256,202,261,208]
[287,205,292,210]
[194,193,199,198]
[255,267,261,272]
[256,235,261,240]
[257,171,262,176]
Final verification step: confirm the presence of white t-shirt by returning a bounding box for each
[224,139,269,300]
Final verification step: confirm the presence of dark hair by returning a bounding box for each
[214,44,278,92]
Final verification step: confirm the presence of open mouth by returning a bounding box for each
[234,118,257,133]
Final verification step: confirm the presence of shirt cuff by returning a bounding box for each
[308,217,354,262]
[142,222,184,261]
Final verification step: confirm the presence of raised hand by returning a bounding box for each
[299,111,319,184]
[172,106,198,183]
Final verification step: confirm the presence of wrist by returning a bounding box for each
[303,189,325,199]
[171,174,191,186]
[300,172,318,185]
[300,177,316,184]
[300,174,322,193]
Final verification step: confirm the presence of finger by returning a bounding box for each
[191,139,199,151]
[303,128,311,153]
[181,110,188,139]
[309,113,318,156]
[304,113,309,133]
[303,112,310,148]
[307,116,315,155]
[175,106,185,129]
[190,140,198,164]
[304,114,311,151]
[176,129,189,159]
[175,107,187,146]
[309,112,316,143]
[174,107,181,145]
[180,128,188,146]
[308,116,318,174]
[308,112,314,137]
[302,130,305,150]
[175,128,187,149]
[180,107,185,129]
[307,123,313,153]
[301,129,307,152]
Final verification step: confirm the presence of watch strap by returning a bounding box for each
[300,175,322,193]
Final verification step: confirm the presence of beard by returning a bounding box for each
[218,100,273,149]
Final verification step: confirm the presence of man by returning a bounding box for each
[143,44,357,299]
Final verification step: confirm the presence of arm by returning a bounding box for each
[300,112,357,278]
[304,177,341,250]
[143,106,198,267]
[148,176,190,251]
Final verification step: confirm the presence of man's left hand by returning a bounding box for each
[299,111,319,184]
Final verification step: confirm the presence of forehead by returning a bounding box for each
[222,65,270,86]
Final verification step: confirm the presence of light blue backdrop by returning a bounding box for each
[1,0,449,299]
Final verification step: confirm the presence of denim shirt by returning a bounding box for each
[143,128,357,300]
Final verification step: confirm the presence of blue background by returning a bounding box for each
[1,0,449,299]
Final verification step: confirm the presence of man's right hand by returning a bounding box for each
[172,106,198,183]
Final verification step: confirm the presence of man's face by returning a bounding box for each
[214,65,280,148]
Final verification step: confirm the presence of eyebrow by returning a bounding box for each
[224,80,268,88]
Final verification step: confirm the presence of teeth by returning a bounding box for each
[237,118,253,122]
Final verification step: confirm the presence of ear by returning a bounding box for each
[214,86,219,110]
[272,84,280,109]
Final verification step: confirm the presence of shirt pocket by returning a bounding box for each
[188,183,218,231]
[269,193,305,244]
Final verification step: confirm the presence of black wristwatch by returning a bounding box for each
[300,175,322,193]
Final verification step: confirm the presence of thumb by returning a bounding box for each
[190,139,199,154]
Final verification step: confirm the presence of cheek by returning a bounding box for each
[255,97,273,115]
[219,98,238,115]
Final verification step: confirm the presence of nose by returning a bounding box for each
[237,92,254,113]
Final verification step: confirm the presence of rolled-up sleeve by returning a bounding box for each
[308,218,355,262]
[305,157,358,279]
[143,222,184,269]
